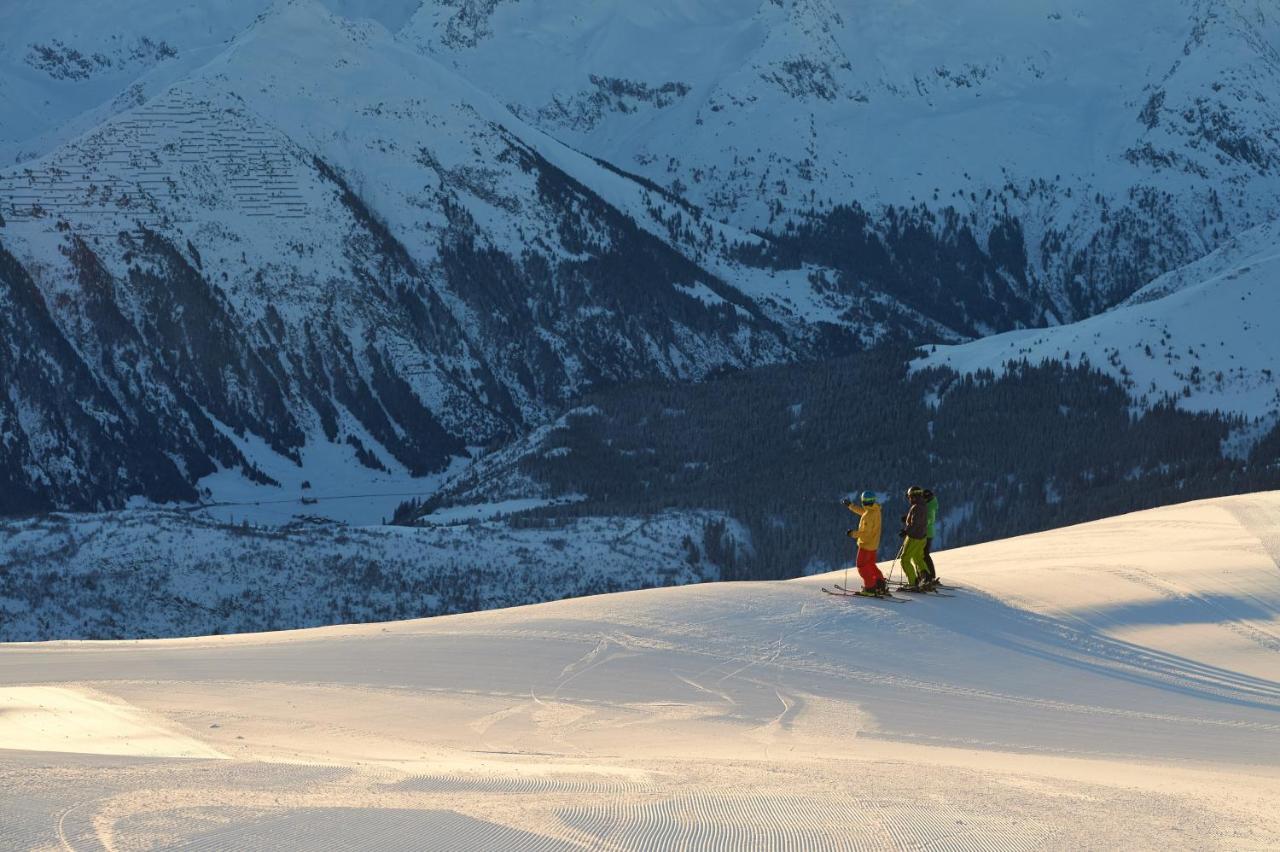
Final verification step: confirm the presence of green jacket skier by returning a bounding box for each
[922,488,939,584]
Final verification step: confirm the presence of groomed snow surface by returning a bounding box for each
[4,492,1280,850]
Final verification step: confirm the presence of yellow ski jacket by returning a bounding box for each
[846,502,882,551]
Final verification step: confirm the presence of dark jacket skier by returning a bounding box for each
[902,492,928,539]
[899,486,930,587]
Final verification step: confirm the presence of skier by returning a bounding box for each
[842,491,888,595]
[921,487,940,586]
[897,486,930,590]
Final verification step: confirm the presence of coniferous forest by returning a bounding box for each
[421,349,1280,580]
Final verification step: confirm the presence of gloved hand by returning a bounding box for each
[845,528,856,537]
[898,529,907,538]
[900,515,907,523]
[841,498,852,507]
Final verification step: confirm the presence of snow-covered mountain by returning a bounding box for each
[0,1,804,514]
[4,492,1280,848]
[2,0,1279,517]
[412,0,1280,315]
[917,219,1280,421]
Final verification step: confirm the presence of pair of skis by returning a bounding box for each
[821,582,957,601]
[895,582,956,598]
[821,583,907,602]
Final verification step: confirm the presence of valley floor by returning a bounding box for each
[3,494,1280,850]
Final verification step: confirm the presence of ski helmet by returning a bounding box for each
[906,485,924,500]
[860,490,877,505]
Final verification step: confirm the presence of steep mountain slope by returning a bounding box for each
[0,242,198,513]
[0,1,807,513]
[3,493,1280,848]
[0,1,425,165]
[0,0,265,164]
[917,219,1280,420]
[409,0,1280,318]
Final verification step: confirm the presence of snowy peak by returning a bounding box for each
[0,0,269,163]
[409,0,1280,317]
[1130,0,1280,180]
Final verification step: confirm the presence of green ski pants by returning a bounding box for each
[901,537,928,585]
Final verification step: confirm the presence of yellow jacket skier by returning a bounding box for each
[843,491,887,593]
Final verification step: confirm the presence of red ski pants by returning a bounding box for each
[856,548,884,590]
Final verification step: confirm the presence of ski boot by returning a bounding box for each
[860,579,891,597]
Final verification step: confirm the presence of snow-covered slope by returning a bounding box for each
[3,492,1279,848]
[0,507,746,640]
[917,219,1280,419]
[0,0,264,164]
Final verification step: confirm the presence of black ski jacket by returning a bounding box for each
[903,499,928,539]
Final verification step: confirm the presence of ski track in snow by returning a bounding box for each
[3,493,1280,849]
[1226,495,1280,576]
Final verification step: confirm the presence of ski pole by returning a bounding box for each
[887,537,907,586]
[840,499,852,592]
